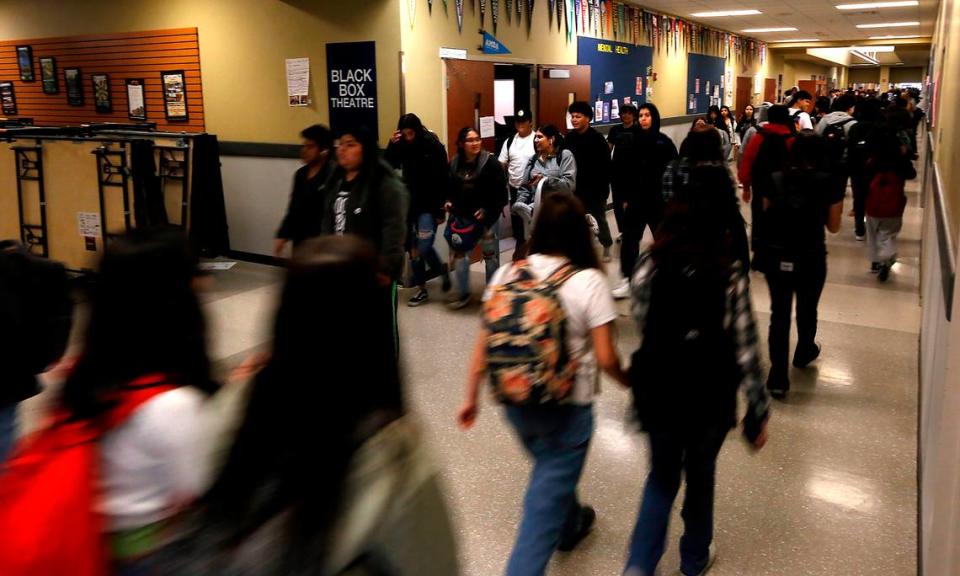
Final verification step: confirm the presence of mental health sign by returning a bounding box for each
[326,41,378,141]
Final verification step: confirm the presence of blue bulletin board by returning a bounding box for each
[686,53,725,115]
[577,36,653,126]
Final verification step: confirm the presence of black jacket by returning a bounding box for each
[321,160,409,281]
[447,150,507,224]
[385,132,448,221]
[276,160,337,245]
[564,127,611,205]
[608,123,642,187]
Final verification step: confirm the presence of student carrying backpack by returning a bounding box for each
[815,94,858,205]
[458,193,627,576]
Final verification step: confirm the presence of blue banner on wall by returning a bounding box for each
[326,41,378,141]
[577,36,654,126]
[686,53,725,116]
[482,32,511,54]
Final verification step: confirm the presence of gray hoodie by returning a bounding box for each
[815,111,857,137]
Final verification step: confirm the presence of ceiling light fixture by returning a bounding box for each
[770,38,821,42]
[691,9,762,17]
[856,21,920,28]
[742,27,799,33]
[868,34,924,39]
[851,45,896,51]
[836,1,918,9]
[851,50,880,64]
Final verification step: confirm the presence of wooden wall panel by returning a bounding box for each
[0,28,204,131]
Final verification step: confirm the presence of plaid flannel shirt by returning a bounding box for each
[630,252,770,423]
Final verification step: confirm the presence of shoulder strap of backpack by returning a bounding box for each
[100,374,177,432]
[506,133,516,153]
[543,262,579,289]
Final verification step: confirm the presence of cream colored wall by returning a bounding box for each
[849,67,881,85]
[931,0,960,235]
[400,0,771,137]
[891,66,923,84]
[0,0,402,144]
[782,59,831,89]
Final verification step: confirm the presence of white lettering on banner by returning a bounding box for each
[329,97,376,108]
[330,69,374,83]
[338,83,366,96]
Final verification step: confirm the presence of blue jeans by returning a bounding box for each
[411,212,444,288]
[625,426,729,576]
[453,219,500,298]
[504,404,593,576]
[0,403,17,466]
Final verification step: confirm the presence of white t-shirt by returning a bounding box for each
[791,108,814,131]
[484,254,618,404]
[498,132,536,188]
[99,386,210,531]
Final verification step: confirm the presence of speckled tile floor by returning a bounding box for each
[18,176,921,576]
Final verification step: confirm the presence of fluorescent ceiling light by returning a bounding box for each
[856,21,920,28]
[770,38,820,42]
[851,50,880,64]
[691,9,762,17]
[851,45,896,51]
[869,34,923,38]
[836,1,918,9]
[742,27,798,32]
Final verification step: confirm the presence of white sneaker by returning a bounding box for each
[585,214,600,236]
[612,278,631,299]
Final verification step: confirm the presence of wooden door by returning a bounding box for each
[735,77,753,117]
[537,65,590,133]
[764,78,777,103]
[445,60,496,157]
[797,79,817,97]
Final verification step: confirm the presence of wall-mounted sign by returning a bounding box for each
[439,47,467,60]
[286,57,310,106]
[126,78,146,120]
[481,32,511,55]
[16,46,33,81]
[0,82,17,116]
[64,68,83,106]
[326,41,378,141]
[40,56,58,94]
[160,69,188,121]
[92,74,112,113]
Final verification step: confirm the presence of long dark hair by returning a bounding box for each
[537,123,564,154]
[708,105,730,135]
[455,126,481,163]
[201,235,403,569]
[653,129,739,276]
[528,193,601,270]
[62,227,213,420]
[334,125,386,186]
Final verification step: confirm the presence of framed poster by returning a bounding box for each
[92,74,111,113]
[160,69,188,121]
[40,56,58,94]
[16,46,33,81]
[65,68,83,106]
[126,78,146,120]
[0,82,17,116]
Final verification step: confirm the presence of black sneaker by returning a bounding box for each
[447,294,471,310]
[441,271,452,293]
[557,505,596,552]
[793,343,821,369]
[878,262,891,282]
[870,262,881,274]
[766,374,790,399]
[407,289,429,307]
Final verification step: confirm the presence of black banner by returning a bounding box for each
[326,41,379,141]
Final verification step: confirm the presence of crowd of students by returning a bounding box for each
[0,82,920,576]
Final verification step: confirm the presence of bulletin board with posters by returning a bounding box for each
[686,53,725,115]
[577,36,653,126]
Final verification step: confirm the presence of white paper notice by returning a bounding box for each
[286,57,310,106]
[479,116,495,138]
[198,261,237,271]
[77,212,101,237]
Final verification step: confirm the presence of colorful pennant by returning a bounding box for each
[456,0,463,32]
[480,0,486,27]
[493,0,499,31]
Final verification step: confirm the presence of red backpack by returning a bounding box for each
[0,375,174,576]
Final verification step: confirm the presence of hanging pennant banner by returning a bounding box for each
[409,0,416,26]
[549,0,555,28]
[527,0,534,32]
[517,0,522,20]
[556,0,562,31]
[493,0,500,32]
[429,0,434,14]
[456,0,464,31]
[482,31,512,54]
[480,0,486,27]
[567,0,574,41]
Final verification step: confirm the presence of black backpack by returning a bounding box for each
[821,118,855,172]
[629,258,739,430]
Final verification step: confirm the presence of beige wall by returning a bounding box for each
[931,0,960,236]
[782,59,832,89]
[0,0,403,144]
[399,0,771,140]
[891,66,924,84]
[849,66,880,86]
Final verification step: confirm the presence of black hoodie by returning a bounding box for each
[385,130,449,221]
[632,104,679,206]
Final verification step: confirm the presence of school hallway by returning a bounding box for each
[18,176,921,575]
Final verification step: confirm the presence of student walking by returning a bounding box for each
[625,128,770,576]
[510,124,577,247]
[865,121,915,281]
[847,98,885,240]
[815,94,858,224]
[607,103,642,235]
[275,125,336,257]
[459,193,628,576]
[499,109,537,259]
[565,101,614,261]
[445,126,508,309]
[788,90,815,131]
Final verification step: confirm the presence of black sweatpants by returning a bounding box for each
[764,254,827,385]
[850,173,869,238]
[620,200,662,279]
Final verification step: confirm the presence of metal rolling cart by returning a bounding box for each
[12,143,48,257]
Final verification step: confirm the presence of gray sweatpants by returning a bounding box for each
[866,216,903,264]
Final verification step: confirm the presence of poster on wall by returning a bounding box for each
[92,74,112,113]
[161,70,188,121]
[576,36,653,126]
[126,78,147,121]
[40,56,58,94]
[326,41,378,141]
[0,82,17,116]
[16,46,33,81]
[286,57,310,106]
[64,68,83,106]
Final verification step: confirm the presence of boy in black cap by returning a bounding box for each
[564,101,613,259]
[607,102,640,235]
